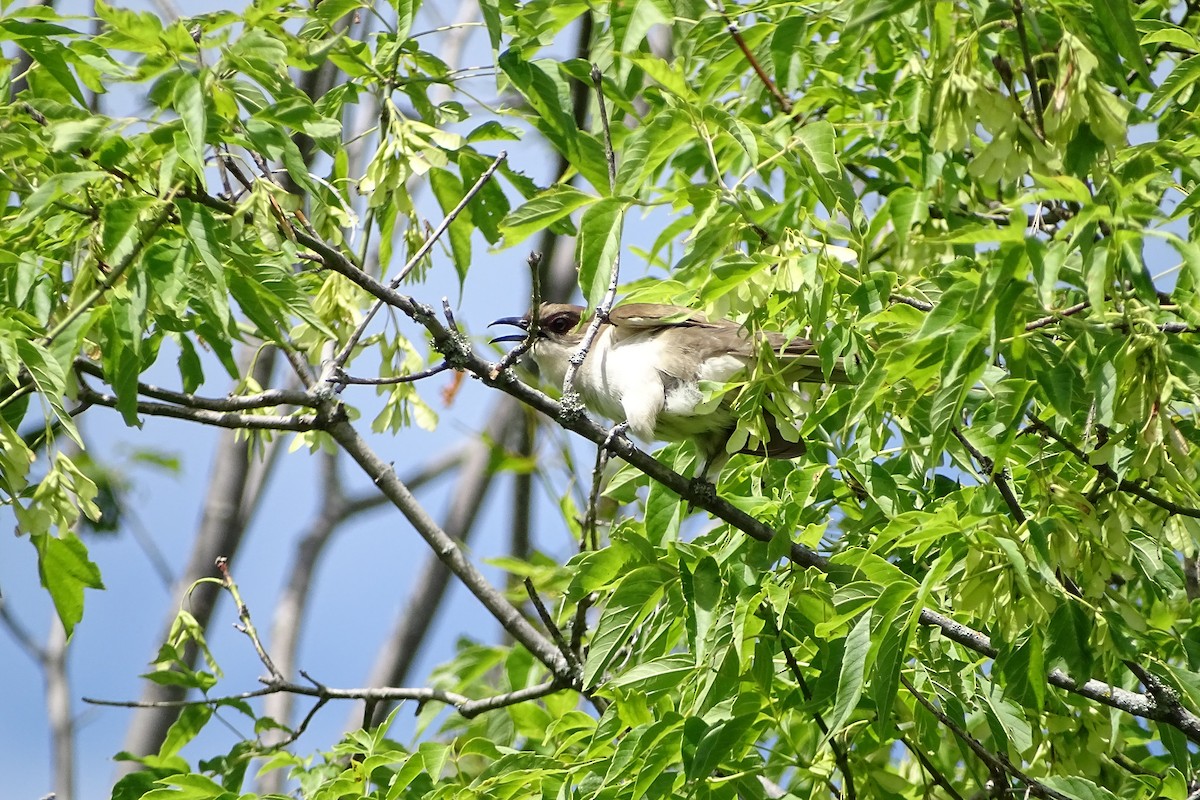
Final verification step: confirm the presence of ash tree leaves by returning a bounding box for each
[4,0,1200,798]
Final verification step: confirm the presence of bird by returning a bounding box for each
[490,301,852,480]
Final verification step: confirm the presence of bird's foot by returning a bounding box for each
[602,421,629,450]
[687,476,718,512]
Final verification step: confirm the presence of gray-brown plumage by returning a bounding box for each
[491,302,851,479]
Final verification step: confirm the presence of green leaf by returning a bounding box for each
[31,531,105,638]
[1147,54,1200,113]
[1095,0,1148,83]
[172,70,207,178]
[608,653,694,697]
[159,704,213,758]
[428,168,473,289]
[795,121,840,176]
[821,610,872,744]
[1038,776,1120,800]
[141,773,232,800]
[584,564,671,688]
[497,51,610,191]
[18,36,88,105]
[499,186,597,248]
[1000,627,1046,712]
[576,197,627,309]
[680,556,721,664]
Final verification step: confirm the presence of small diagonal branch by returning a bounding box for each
[773,619,855,800]
[330,151,507,372]
[581,442,609,552]
[43,195,176,347]
[1012,0,1046,139]
[706,0,792,114]
[592,65,617,187]
[490,252,544,379]
[523,578,582,674]
[952,426,1027,524]
[332,361,453,387]
[902,674,1068,800]
[216,556,282,681]
[561,66,622,413]
[1026,414,1200,519]
[898,734,965,800]
[324,416,575,680]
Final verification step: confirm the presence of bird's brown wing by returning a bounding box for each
[606,303,708,329]
[759,331,851,384]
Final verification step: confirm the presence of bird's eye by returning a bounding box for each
[547,315,571,334]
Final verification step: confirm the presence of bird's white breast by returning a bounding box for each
[531,326,750,444]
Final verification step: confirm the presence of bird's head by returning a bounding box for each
[489,303,586,346]
[490,303,588,384]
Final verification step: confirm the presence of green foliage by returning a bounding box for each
[4,0,1200,797]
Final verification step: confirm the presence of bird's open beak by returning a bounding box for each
[488,315,529,344]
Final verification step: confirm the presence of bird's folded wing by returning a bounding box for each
[607,303,709,329]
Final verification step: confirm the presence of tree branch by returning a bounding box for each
[902,674,1067,799]
[1026,414,1200,519]
[75,384,320,432]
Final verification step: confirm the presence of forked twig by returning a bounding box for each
[331,151,508,371]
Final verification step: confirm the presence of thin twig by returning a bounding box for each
[593,66,617,187]
[1026,414,1200,519]
[331,151,507,371]
[523,578,582,673]
[333,361,453,386]
[0,600,46,663]
[490,252,543,379]
[1012,0,1046,139]
[217,557,282,680]
[901,674,1068,799]
[569,593,595,658]
[581,442,609,553]
[43,195,176,347]
[951,427,1026,523]
[707,0,792,113]
[898,733,966,800]
[775,621,855,800]
[560,67,621,408]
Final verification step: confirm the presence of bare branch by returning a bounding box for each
[216,557,282,681]
[1026,414,1200,519]
[325,416,574,680]
[490,252,543,379]
[1012,0,1047,139]
[523,578,583,674]
[75,384,320,432]
[773,619,854,800]
[707,0,793,114]
[902,673,1068,799]
[559,67,622,409]
[0,599,46,663]
[333,361,453,387]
